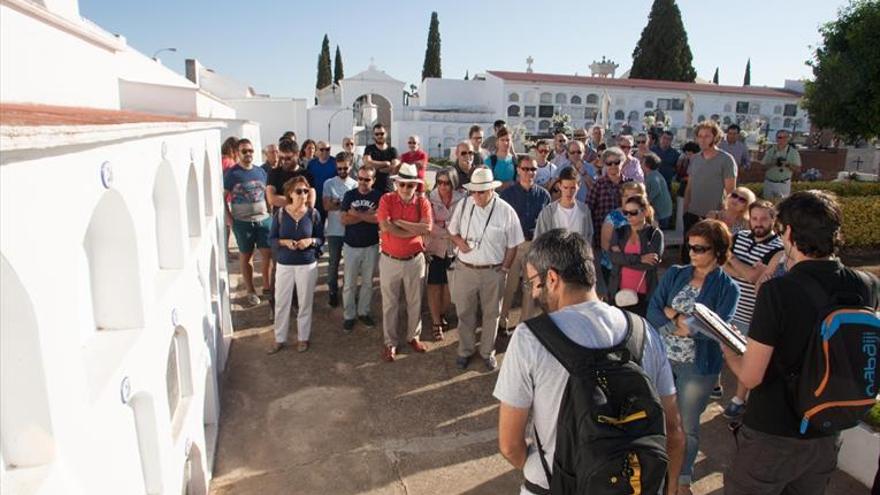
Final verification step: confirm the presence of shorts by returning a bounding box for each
[231,217,272,253]
[427,255,454,285]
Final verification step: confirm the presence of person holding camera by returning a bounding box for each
[761,130,801,200]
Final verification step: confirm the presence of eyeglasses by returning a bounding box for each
[357,177,373,182]
[520,167,537,172]
[398,183,417,189]
[569,150,583,155]
[437,179,452,186]
[374,133,385,137]
[522,271,546,291]
[460,151,474,156]
[729,192,748,203]
[605,160,622,166]
[293,188,309,195]
[622,209,642,217]
[689,244,712,254]
[240,149,255,154]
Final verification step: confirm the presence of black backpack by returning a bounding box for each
[524,310,668,495]
[782,271,880,435]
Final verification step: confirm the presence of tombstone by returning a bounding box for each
[844,147,880,176]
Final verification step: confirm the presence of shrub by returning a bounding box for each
[839,196,880,247]
[739,181,880,199]
[866,402,880,432]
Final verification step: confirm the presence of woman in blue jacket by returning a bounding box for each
[648,219,740,492]
[267,176,324,354]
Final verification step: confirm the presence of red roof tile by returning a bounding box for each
[486,71,798,98]
[0,103,190,126]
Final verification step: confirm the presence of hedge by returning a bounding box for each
[839,196,880,247]
[740,181,880,198]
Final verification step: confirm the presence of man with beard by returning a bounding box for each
[363,122,399,193]
[721,200,783,419]
[493,229,684,495]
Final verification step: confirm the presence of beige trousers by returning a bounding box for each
[379,253,425,347]
[451,262,506,359]
[500,241,535,327]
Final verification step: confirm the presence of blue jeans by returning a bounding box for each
[326,236,344,296]
[342,243,378,320]
[671,361,719,486]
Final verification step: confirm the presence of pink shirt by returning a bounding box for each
[620,239,648,293]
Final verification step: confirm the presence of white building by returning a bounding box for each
[0,0,239,493]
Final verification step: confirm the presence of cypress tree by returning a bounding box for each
[743,58,751,86]
[316,34,332,89]
[464,70,469,80]
[630,0,697,81]
[421,12,442,79]
[334,45,344,85]
[712,67,719,84]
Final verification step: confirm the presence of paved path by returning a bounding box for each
[209,254,870,495]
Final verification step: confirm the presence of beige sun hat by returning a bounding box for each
[463,167,502,192]
[391,162,423,183]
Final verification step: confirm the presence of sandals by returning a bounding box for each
[432,323,445,341]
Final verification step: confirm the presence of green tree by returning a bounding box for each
[743,58,751,86]
[464,70,469,80]
[630,0,697,81]
[421,12,442,79]
[803,0,880,142]
[333,45,344,85]
[712,67,719,84]
[316,34,332,89]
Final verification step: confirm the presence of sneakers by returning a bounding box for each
[484,355,498,371]
[710,385,723,400]
[382,345,396,362]
[328,292,339,308]
[343,319,355,334]
[266,342,285,355]
[408,339,428,353]
[358,315,376,328]
[245,292,261,306]
[456,355,471,370]
[723,400,747,419]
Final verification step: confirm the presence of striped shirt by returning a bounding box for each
[731,230,783,329]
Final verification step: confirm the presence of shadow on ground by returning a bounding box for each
[210,249,870,495]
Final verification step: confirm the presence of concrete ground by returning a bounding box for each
[209,250,871,495]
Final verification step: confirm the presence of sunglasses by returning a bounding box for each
[407,141,417,145]
[471,136,483,141]
[605,160,622,166]
[293,188,309,195]
[520,167,537,172]
[569,150,583,155]
[730,192,748,203]
[689,244,712,254]
[636,140,647,145]
[537,149,550,154]
[398,183,417,189]
[337,167,349,171]
[320,147,331,152]
[620,145,632,150]
[437,180,452,186]
[470,189,491,195]
[240,149,255,154]
[357,177,373,182]
[622,209,642,217]
[460,151,474,156]
[374,133,385,137]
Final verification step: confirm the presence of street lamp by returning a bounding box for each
[151,47,177,61]
[328,107,353,143]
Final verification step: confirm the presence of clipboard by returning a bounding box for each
[686,303,747,355]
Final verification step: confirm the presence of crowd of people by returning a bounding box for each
[220,118,878,495]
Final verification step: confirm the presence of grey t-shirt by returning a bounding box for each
[493,301,676,494]
[686,149,737,217]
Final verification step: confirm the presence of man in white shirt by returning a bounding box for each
[322,152,358,307]
[448,168,524,371]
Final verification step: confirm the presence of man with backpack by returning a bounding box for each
[722,190,879,495]
[494,229,684,495]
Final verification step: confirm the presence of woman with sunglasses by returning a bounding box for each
[425,168,465,340]
[267,176,324,354]
[647,219,740,494]
[706,186,756,236]
[608,195,664,316]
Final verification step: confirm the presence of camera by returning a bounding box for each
[776,157,787,168]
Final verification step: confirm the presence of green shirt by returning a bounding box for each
[762,145,801,182]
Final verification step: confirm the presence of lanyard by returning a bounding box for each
[464,197,497,250]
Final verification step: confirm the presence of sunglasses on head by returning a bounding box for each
[622,209,642,217]
[689,244,712,254]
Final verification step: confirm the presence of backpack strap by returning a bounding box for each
[620,309,647,366]
[525,314,598,374]
[490,154,498,174]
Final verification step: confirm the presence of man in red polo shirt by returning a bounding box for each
[377,163,433,362]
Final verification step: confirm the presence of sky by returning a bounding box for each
[80,0,850,98]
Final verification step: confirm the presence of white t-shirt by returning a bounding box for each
[448,194,524,265]
[535,162,557,187]
[322,176,358,236]
[554,203,582,233]
[493,301,675,494]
